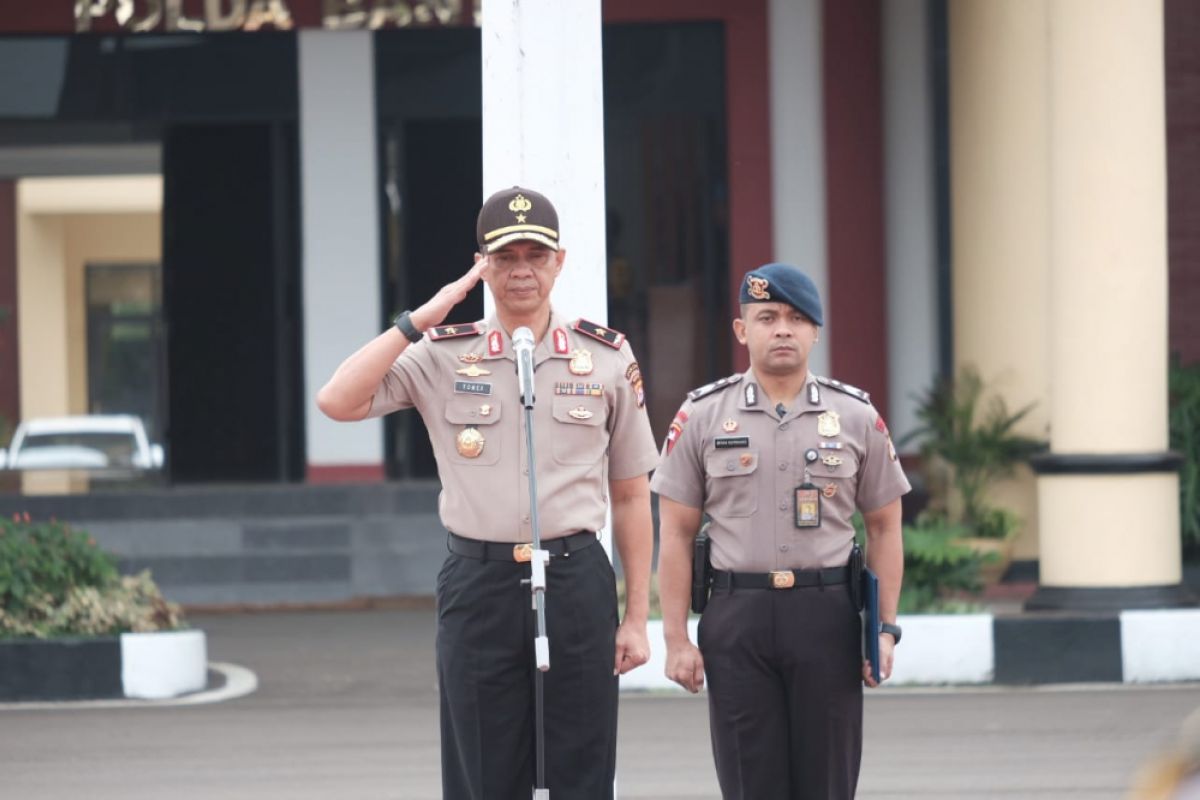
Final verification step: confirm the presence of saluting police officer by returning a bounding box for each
[651,262,909,800]
[317,186,659,800]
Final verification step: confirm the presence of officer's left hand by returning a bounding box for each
[614,620,650,675]
[862,634,895,688]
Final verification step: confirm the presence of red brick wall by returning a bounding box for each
[1167,0,1200,366]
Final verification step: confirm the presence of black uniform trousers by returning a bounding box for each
[698,582,863,800]
[436,539,619,800]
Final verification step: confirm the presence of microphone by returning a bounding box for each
[513,326,536,409]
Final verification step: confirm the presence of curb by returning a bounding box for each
[0,629,207,702]
[619,610,1200,691]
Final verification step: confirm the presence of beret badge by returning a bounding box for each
[747,276,770,301]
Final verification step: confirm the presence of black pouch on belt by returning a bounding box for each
[848,543,865,612]
[691,524,714,614]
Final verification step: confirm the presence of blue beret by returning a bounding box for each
[739,263,823,326]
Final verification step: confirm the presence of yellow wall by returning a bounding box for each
[14,177,161,494]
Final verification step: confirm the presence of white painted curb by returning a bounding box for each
[120,629,208,700]
[1120,609,1200,683]
[622,615,995,692]
[887,614,993,686]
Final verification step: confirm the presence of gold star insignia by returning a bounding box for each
[516,213,527,223]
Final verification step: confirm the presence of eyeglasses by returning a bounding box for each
[489,249,554,270]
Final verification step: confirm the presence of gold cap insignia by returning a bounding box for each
[747,276,770,300]
[509,193,532,223]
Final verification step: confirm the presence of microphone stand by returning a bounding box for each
[515,330,552,800]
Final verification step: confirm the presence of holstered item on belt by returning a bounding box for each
[691,525,714,614]
[848,543,865,611]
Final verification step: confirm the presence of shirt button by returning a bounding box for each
[780,544,789,552]
[523,467,529,475]
[726,461,736,471]
[779,500,788,511]
[780,422,790,431]
[523,515,530,523]
[778,462,788,471]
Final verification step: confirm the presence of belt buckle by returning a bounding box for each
[770,570,795,589]
[513,543,534,563]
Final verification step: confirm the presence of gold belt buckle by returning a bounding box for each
[513,543,534,563]
[770,570,795,589]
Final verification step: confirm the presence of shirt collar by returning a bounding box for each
[738,369,826,418]
[481,309,572,364]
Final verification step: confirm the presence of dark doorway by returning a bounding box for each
[162,123,303,483]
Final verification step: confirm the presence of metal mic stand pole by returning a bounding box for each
[521,390,552,800]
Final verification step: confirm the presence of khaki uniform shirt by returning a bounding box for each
[368,310,659,542]
[650,369,910,571]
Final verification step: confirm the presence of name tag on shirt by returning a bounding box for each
[454,381,492,396]
[714,436,750,449]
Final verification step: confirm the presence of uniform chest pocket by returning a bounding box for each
[551,396,609,465]
[705,449,760,517]
[444,397,502,466]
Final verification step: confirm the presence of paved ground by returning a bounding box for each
[1,608,1198,799]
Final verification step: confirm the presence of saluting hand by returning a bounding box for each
[410,256,490,332]
[665,640,706,694]
[862,634,895,688]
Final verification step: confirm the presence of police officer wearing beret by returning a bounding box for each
[318,187,659,799]
[651,263,909,799]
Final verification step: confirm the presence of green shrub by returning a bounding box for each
[0,514,185,639]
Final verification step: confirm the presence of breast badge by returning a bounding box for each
[456,426,485,458]
[722,418,739,433]
[569,349,594,376]
[456,364,491,377]
[459,353,483,364]
[823,482,838,498]
[821,454,843,472]
[817,411,841,437]
[568,406,594,420]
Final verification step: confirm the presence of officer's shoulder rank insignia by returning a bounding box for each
[572,318,625,349]
[687,373,744,402]
[816,375,871,404]
[429,322,484,341]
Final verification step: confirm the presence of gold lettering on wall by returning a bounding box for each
[204,0,248,31]
[166,0,205,31]
[75,0,466,31]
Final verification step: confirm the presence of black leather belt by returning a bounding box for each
[447,530,598,562]
[712,565,850,590]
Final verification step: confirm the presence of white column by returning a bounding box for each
[1033,0,1181,604]
[768,0,829,377]
[298,30,384,476]
[882,0,939,444]
[480,0,608,323]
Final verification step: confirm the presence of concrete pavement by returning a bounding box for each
[1,608,1198,799]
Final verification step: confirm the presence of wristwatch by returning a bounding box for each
[880,622,902,645]
[393,310,423,343]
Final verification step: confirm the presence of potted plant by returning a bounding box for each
[901,367,1045,584]
[0,513,201,701]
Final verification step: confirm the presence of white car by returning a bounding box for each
[0,415,164,473]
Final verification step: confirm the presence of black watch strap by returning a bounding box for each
[880,622,902,645]
[393,310,423,343]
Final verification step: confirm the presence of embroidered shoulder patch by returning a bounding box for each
[429,323,484,341]
[815,375,871,404]
[572,318,625,349]
[687,374,744,402]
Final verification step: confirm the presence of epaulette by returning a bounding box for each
[428,323,483,341]
[687,374,744,402]
[572,318,625,349]
[816,375,871,404]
